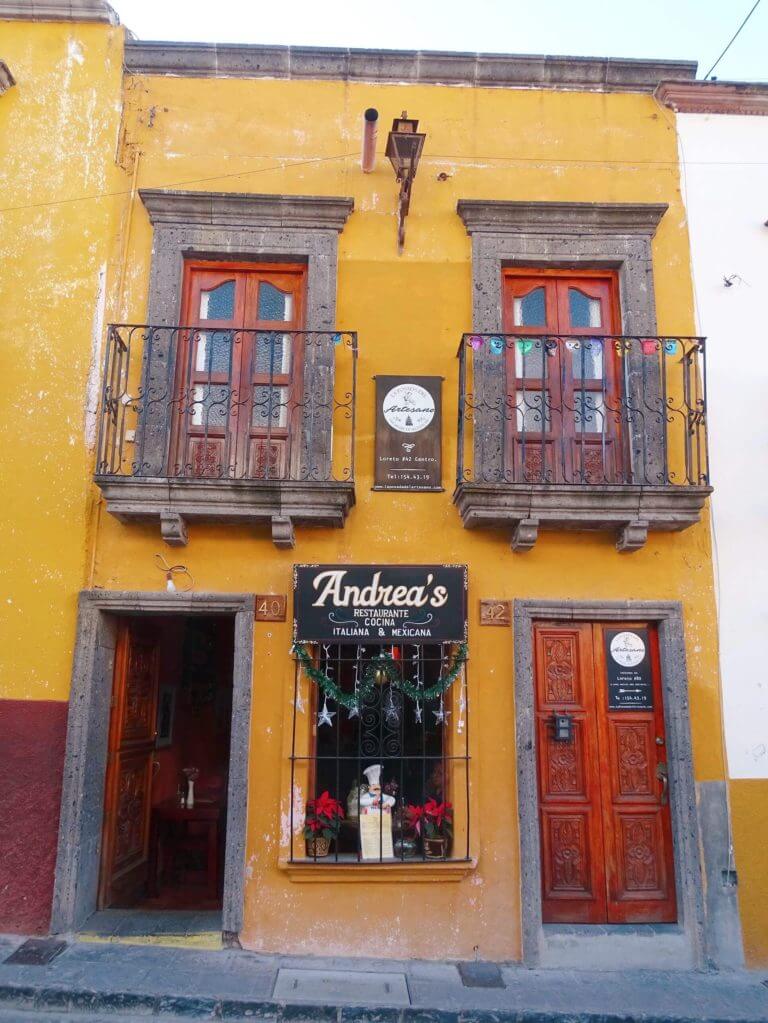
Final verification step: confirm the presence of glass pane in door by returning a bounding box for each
[513,287,546,327]
[199,280,235,320]
[258,281,293,321]
[568,288,602,328]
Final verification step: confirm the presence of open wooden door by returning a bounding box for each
[99,619,160,909]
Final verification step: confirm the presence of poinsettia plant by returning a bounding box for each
[303,791,345,841]
[406,798,453,839]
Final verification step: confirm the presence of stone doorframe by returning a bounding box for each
[514,600,712,971]
[51,590,255,937]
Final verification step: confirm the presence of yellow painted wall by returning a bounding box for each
[0,19,126,703]
[730,781,768,967]
[82,75,727,961]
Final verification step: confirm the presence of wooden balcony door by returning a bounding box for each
[99,619,160,908]
[171,261,306,479]
[534,621,677,924]
[502,270,623,483]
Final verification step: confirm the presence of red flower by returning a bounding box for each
[307,790,344,822]
[424,799,453,830]
[406,803,426,835]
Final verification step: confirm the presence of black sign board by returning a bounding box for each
[605,628,653,710]
[293,564,467,643]
[373,376,443,491]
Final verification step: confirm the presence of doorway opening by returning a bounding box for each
[98,615,234,916]
[533,620,677,925]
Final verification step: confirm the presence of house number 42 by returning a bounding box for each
[479,599,512,626]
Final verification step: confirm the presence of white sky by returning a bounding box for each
[115,0,768,82]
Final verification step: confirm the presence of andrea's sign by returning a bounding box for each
[373,376,443,491]
[293,564,467,642]
[605,628,653,710]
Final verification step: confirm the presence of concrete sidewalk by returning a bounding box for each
[1,933,767,1022]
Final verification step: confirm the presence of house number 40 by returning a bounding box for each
[255,595,287,622]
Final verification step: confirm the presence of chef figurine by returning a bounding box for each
[358,764,395,859]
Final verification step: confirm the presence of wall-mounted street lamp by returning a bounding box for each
[385,111,426,253]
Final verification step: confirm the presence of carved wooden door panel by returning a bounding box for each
[534,623,608,923]
[534,622,677,924]
[99,619,160,909]
[593,623,677,922]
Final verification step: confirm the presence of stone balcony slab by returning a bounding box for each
[452,482,712,552]
[95,476,355,550]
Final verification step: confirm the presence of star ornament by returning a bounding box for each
[414,703,423,724]
[347,704,360,720]
[433,706,452,724]
[317,701,336,727]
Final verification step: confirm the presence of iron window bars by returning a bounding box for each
[289,643,470,864]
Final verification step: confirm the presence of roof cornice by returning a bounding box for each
[0,60,15,94]
[457,200,668,236]
[0,0,119,23]
[124,41,697,93]
[139,189,355,232]
[656,79,768,115]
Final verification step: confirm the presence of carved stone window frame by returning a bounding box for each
[457,200,667,481]
[140,190,354,330]
[456,200,667,334]
[138,189,354,479]
[96,191,356,547]
[452,201,712,552]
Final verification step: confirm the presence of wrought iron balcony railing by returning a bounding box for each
[97,325,357,483]
[454,334,711,551]
[457,333,708,487]
[94,325,358,546]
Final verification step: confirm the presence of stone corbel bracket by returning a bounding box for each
[97,478,355,549]
[454,484,712,553]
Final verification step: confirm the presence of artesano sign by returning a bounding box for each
[373,376,443,492]
[293,565,467,642]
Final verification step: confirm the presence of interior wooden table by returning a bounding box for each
[148,798,222,901]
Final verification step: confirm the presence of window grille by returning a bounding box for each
[289,642,470,863]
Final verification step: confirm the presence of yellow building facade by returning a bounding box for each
[1,0,763,970]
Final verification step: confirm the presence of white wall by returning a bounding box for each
[677,112,768,778]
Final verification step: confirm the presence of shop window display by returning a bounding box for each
[289,642,469,863]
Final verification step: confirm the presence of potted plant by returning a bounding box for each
[304,790,344,858]
[407,798,453,859]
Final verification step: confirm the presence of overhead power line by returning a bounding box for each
[2,152,767,217]
[704,0,763,79]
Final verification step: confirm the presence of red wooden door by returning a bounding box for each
[535,623,608,922]
[172,261,305,479]
[99,620,160,908]
[502,271,623,484]
[593,623,677,922]
[534,622,676,924]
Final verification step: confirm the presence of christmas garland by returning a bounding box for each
[292,642,468,706]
